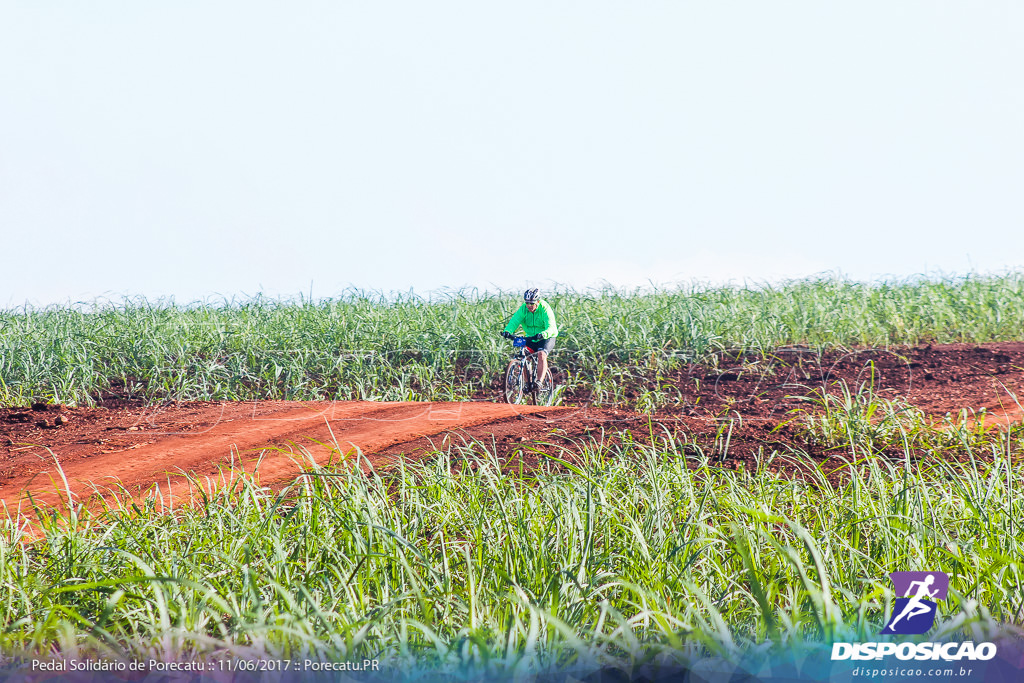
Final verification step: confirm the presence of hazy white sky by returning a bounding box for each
[1,1,1021,307]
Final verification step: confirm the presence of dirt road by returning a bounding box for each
[0,400,562,511]
[3,341,1023,514]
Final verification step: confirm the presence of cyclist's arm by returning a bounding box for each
[503,304,526,335]
[533,302,558,339]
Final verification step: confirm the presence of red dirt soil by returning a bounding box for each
[2,342,1024,513]
[0,401,565,512]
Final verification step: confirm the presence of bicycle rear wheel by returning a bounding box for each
[531,367,554,406]
[503,360,524,404]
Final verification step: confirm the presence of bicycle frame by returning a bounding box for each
[511,335,532,359]
[503,336,552,405]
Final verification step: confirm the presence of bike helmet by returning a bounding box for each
[524,288,540,303]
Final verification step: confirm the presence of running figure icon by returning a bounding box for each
[883,571,949,635]
[885,574,939,632]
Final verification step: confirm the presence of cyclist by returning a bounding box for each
[501,288,558,391]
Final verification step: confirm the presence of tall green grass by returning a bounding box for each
[2,433,1020,671]
[2,273,1024,407]
[795,379,1024,459]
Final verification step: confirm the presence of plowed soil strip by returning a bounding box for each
[4,342,1024,517]
[0,401,561,512]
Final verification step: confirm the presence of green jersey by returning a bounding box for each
[504,300,559,340]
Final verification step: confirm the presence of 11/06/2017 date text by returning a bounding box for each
[218,659,381,672]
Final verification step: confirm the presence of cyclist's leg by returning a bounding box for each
[536,351,548,386]
[531,338,556,385]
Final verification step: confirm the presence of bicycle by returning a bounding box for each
[503,336,555,405]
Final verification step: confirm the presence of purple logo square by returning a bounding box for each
[883,571,949,635]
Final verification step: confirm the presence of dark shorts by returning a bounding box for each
[526,336,556,355]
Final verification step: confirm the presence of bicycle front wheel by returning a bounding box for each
[503,360,524,404]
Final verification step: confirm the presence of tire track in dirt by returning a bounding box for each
[0,401,562,513]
